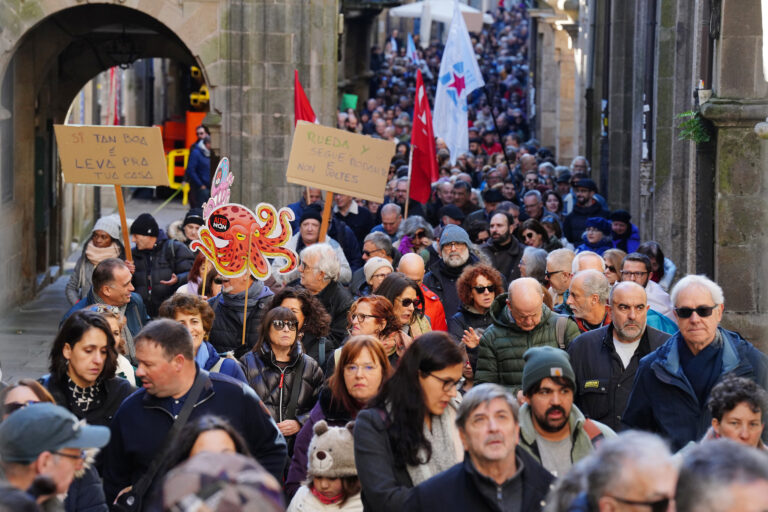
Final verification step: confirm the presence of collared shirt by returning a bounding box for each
[333,200,359,216]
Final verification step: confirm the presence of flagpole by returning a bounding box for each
[483,85,513,172]
[404,147,414,219]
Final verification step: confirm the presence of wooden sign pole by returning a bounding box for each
[114,185,132,262]
[318,191,333,243]
[241,232,254,346]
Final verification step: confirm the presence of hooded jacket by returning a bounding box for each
[207,281,274,358]
[423,253,480,318]
[475,294,580,391]
[574,233,613,256]
[562,202,610,245]
[622,327,768,451]
[131,230,195,317]
[612,223,640,253]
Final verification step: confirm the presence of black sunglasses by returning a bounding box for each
[271,319,298,331]
[674,305,718,319]
[606,495,671,512]
[398,298,422,308]
[606,265,616,273]
[544,270,565,279]
[473,285,495,294]
[213,277,225,284]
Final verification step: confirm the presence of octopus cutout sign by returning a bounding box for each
[191,158,299,281]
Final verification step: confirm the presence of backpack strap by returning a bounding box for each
[582,418,606,448]
[318,338,326,368]
[284,355,306,421]
[556,315,568,350]
[210,357,225,373]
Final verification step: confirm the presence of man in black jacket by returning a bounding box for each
[566,281,670,430]
[406,384,554,512]
[481,211,524,285]
[423,225,478,318]
[562,178,610,244]
[130,213,195,317]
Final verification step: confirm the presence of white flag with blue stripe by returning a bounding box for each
[407,33,419,63]
[433,0,485,164]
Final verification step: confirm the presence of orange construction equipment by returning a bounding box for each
[166,148,190,205]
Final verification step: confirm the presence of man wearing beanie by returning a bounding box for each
[609,209,640,253]
[562,178,610,245]
[130,212,195,317]
[423,224,479,317]
[517,346,615,476]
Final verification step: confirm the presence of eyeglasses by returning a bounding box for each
[397,297,422,308]
[425,372,465,392]
[213,277,225,284]
[675,305,718,319]
[362,249,383,257]
[271,319,298,331]
[53,450,87,461]
[620,271,648,279]
[371,272,390,280]
[344,364,379,374]
[544,270,566,279]
[606,266,616,274]
[350,313,381,323]
[413,231,428,239]
[605,495,672,512]
[443,242,466,250]
[473,285,495,294]
[299,262,320,273]
[523,231,537,239]
[4,400,37,414]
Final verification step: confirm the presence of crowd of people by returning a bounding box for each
[1,3,768,512]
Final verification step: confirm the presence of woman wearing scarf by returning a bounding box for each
[65,216,125,305]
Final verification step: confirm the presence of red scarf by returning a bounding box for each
[311,485,343,505]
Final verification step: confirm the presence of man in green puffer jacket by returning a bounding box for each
[475,277,580,391]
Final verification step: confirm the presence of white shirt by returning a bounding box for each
[613,337,641,369]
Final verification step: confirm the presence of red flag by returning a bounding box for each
[294,70,316,126]
[409,69,438,203]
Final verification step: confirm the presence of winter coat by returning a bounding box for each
[274,234,352,287]
[326,219,363,272]
[207,281,274,358]
[40,375,135,428]
[185,143,211,189]
[315,280,355,348]
[622,327,768,451]
[480,238,524,285]
[562,202,610,245]
[567,324,670,431]
[62,289,149,341]
[286,387,357,498]
[102,368,287,503]
[543,235,564,253]
[448,305,493,371]
[63,465,108,512]
[0,477,39,511]
[65,239,125,305]
[421,283,448,331]
[518,402,616,472]
[612,223,640,253]
[575,234,614,256]
[195,340,247,383]
[423,254,480,319]
[287,486,363,512]
[240,342,324,427]
[475,294,580,391]
[131,230,195,317]
[404,449,555,512]
[300,331,334,369]
[334,201,375,246]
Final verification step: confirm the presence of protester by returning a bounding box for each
[377,272,431,340]
[167,207,204,248]
[620,252,675,320]
[397,253,448,332]
[575,217,613,256]
[423,225,480,318]
[601,248,626,286]
[354,332,465,512]
[704,374,768,450]
[362,257,394,295]
[481,211,525,284]
[271,286,333,368]
[86,303,135,382]
[186,135,212,208]
[566,270,611,333]
[65,216,125,305]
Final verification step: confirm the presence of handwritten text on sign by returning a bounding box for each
[285,121,395,202]
[54,125,169,186]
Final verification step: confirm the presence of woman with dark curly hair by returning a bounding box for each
[271,286,333,368]
[704,374,768,451]
[447,264,504,371]
[354,332,465,512]
[285,335,392,497]
[158,293,247,382]
[41,310,134,428]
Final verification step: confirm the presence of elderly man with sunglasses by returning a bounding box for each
[622,275,768,451]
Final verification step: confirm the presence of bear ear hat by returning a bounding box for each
[314,420,329,436]
[345,421,355,435]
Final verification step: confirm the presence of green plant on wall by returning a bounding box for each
[676,110,711,144]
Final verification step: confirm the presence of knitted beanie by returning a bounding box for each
[92,216,121,240]
[439,224,472,249]
[129,213,159,237]
[183,208,204,227]
[307,420,357,479]
[300,204,324,225]
[363,257,393,283]
[522,346,576,395]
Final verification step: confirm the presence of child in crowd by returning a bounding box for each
[288,420,362,512]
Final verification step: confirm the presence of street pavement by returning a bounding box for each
[0,193,189,383]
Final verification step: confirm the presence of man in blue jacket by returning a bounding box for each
[102,319,287,504]
[622,275,768,451]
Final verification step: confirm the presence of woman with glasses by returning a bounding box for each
[448,264,504,372]
[41,310,134,429]
[158,294,247,383]
[285,335,392,498]
[354,332,465,512]
[240,307,324,451]
[377,273,431,348]
[603,248,627,286]
[271,287,332,368]
[520,218,563,252]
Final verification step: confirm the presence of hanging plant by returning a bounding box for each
[676,110,711,144]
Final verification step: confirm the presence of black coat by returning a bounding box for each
[480,238,525,286]
[448,306,493,371]
[567,324,670,431]
[313,280,355,348]
[423,254,479,319]
[562,202,610,245]
[405,450,555,512]
[335,205,375,246]
[240,343,324,426]
[300,331,334,369]
[131,231,195,317]
[41,375,135,428]
[207,282,274,358]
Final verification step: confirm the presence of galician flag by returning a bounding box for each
[433,0,485,164]
[406,33,419,63]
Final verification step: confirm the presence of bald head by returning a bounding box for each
[610,281,649,343]
[572,251,606,273]
[507,277,544,331]
[397,253,426,284]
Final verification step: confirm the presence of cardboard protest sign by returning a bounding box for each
[286,121,395,202]
[190,158,299,281]
[53,125,169,186]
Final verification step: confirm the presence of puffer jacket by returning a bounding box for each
[475,294,580,391]
[207,281,274,358]
[240,342,324,427]
[131,230,194,317]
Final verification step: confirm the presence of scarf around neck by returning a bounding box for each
[310,485,343,505]
[85,240,120,266]
[406,398,464,485]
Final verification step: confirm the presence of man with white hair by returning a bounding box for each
[623,274,768,451]
[299,243,355,347]
[554,251,604,315]
[546,248,575,308]
[566,270,612,333]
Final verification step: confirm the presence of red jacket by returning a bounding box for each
[421,283,447,331]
